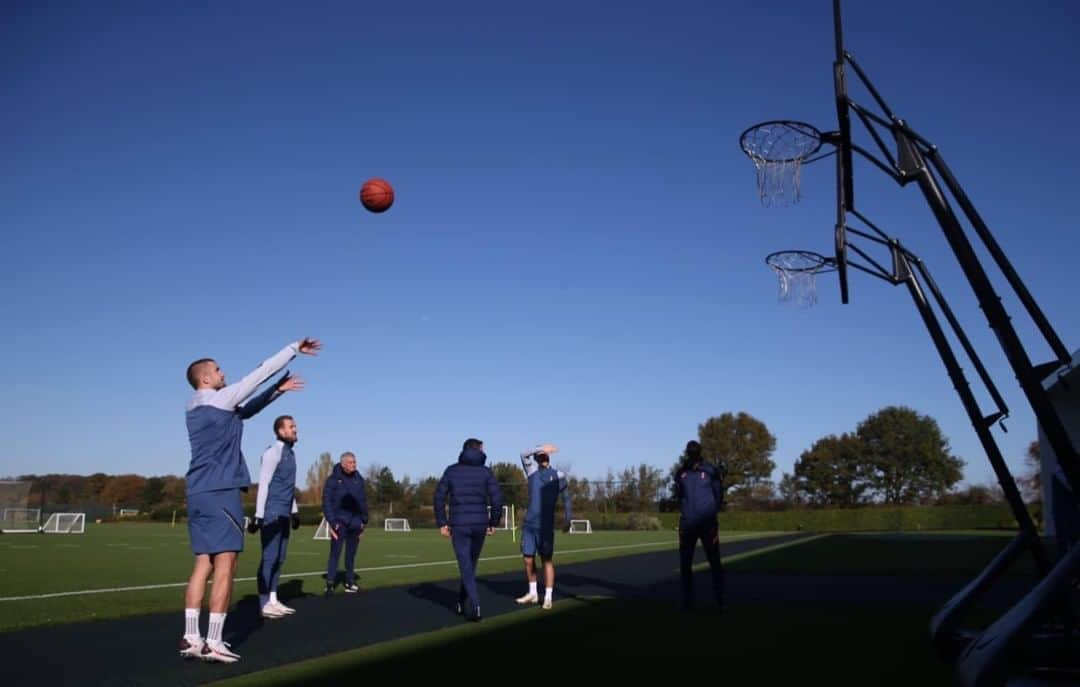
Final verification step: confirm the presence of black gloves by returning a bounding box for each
[247,517,263,534]
[291,513,301,530]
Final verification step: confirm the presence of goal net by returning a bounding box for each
[569,519,592,534]
[488,504,513,530]
[384,518,411,532]
[42,512,85,534]
[1,482,38,533]
[314,518,330,540]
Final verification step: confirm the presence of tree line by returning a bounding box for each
[8,404,1040,517]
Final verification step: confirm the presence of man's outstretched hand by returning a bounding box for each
[276,372,305,393]
[299,338,322,355]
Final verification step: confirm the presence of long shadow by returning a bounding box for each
[406,582,460,615]
[225,579,311,648]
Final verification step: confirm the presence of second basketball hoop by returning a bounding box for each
[765,250,835,307]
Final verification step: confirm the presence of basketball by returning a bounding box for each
[360,178,394,213]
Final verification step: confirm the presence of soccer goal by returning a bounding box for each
[569,519,592,534]
[384,518,411,532]
[2,508,41,533]
[41,513,85,534]
[313,518,330,540]
[488,504,513,530]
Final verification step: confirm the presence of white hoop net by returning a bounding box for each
[767,251,831,308]
[741,122,822,207]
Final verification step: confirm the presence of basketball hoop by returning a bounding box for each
[740,121,825,207]
[766,250,835,307]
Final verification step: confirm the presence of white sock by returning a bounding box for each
[207,612,226,644]
[269,591,278,605]
[545,587,553,601]
[259,594,269,608]
[184,608,200,639]
[529,581,537,595]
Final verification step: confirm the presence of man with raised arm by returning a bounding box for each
[179,338,321,663]
[516,444,572,609]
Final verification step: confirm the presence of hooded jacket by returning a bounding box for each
[434,447,505,529]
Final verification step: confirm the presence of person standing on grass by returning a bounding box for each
[322,451,368,594]
[247,414,302,619]
[673,440,726,611]
[180,338,321,663]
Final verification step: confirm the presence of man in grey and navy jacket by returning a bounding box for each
[673,440,726,611]
[248,414,302,619]
[180,337,321,664]
[322,452,368,594]
[434,438,504,621]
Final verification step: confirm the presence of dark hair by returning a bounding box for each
[462,438,483,452]
[273,415,293,436]
[535,452,550,464]
[685,440,702,462]
[186,358,214,389]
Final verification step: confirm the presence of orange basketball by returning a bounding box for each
[360,178,394,213]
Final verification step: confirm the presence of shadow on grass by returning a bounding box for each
[210,596,959,687]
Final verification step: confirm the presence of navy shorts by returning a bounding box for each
[187,489,245,555]
[520,525,554,559]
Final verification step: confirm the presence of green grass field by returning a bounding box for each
[203,530,1039,686]
[2,525,1045,684]
[0,522,780,632]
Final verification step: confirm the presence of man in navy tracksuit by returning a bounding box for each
[248,414,302,619]
[181,337,320,663]
[322,452,368,594]
[674,440,726,611]
[434,438,504,621]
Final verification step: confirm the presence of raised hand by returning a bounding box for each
[278,374,305,393]
[299,338,322,355]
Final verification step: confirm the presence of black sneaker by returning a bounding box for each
[343,582,359,593]
[324,582,334,596]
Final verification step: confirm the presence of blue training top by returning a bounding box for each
[185,342,298,496]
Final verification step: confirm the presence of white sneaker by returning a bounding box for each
[542,597,553,610]
[202,641,240,663]
[179,636,204,659]
[261,603,286,619]
[515,592,539,605]
[269,600,296,615]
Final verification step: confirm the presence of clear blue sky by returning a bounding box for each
[3,1,1079,492]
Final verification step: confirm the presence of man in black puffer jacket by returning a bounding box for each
[434,438,504,621]
[322,451,368,594]
[674,440,725,611]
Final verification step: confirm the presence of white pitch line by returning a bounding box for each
[0,539,678,603]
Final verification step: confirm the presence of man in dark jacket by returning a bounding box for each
[673,440,725,610]
[322,451,368,594]
[434,438,504,621]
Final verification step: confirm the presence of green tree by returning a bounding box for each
[1018,440,1041,502]
[697,412,776,505]
[489,462,527,508]
[141,477,166,511]
[856,405,965,504]
[789,433,870,507]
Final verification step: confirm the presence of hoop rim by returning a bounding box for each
[765,249,837,273]
[739,120,826,163]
